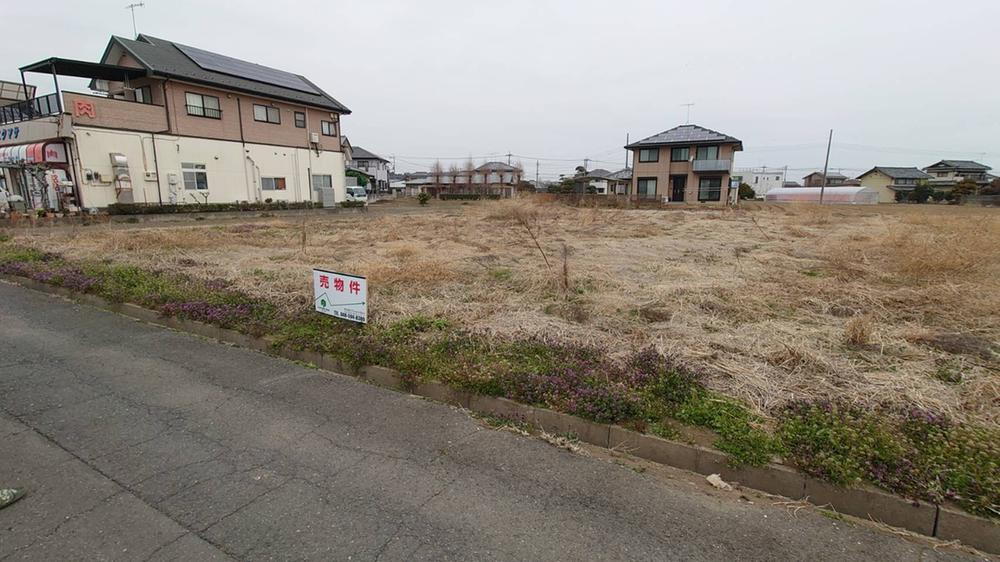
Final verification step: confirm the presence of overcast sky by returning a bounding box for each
[5,0,998,179]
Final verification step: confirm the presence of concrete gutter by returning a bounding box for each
[2,273,998,555]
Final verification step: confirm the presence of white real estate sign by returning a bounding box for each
[313,269,368,323]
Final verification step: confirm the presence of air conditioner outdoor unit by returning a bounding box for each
[310,133,320,144]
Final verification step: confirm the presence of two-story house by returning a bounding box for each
[802,171,847,187]
[415,161,522,198]
[855,166,931,203]
[349,146,391,193]
[922,160,993,190]
[625,124,743,203]
[0,35,350,211]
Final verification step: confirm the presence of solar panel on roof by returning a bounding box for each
[175,43,319,95]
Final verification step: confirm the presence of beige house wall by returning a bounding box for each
[71,126,345,208]
[630,143,738,203]
[856,170,896,203]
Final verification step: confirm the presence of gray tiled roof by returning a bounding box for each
[861,166,931,180]
[584,168,613,179]
[924,160,991,171]
[804,171,847,179]
[477,162,517,172]
[110,35,349,113]
[607,168,632,180]
[626,124,742,149]
[351,146,388,162]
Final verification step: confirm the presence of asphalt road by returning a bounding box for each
[0,282,981,561]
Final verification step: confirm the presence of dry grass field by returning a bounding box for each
[11,199,999,426]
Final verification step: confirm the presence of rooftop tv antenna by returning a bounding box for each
[681,103,695,124]
[125,2,145,38]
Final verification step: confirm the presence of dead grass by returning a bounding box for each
[12,198,1000,426]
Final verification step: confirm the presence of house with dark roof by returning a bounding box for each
[576,168,632,195]
[922,160,992,189]
[802,171,847,187]
[625,124,742,203]
[348,146,390,192]
[0,34,350,211]
[856,166,932,203]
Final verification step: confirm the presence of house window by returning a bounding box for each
[936,172,948,177]
[670,147,689,162]
[182,163,208,190]
[261,177,287,191]
[311,174,333,189]
[134,86,152,104]
[754,176,759,184]
[695,146,719,160]
[321,121,337,136]
[638,148,659,163]
[253,104,281,124]
[637,177,657,198]
[185,93,221,119]
[698,177,722,201]
[294,111,306,128]
[775,176,780,180]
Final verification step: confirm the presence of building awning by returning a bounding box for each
[0,142,67,165]
[19,58,147,81]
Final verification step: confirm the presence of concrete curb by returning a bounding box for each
[2,273,997,554]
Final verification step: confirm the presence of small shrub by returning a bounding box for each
[417,192,431,206]
[843,316,873,346]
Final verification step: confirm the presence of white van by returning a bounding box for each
[345,186,368,205]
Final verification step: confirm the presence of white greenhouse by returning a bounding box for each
[765,186,879,205]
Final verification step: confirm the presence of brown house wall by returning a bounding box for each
[631,143,738,202]
[63,92,168,132]
[162,81,341,150]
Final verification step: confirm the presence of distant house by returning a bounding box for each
[856,166,932,203]
[922,160,992,190]
[350,146,391,193]
[340,137,353,166]
[410,162,523,198]
[733,167,786,198]
[625,124,743,203]
[802,171,847,187]
[605,168,632,194]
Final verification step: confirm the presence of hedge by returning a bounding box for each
[439,193,502,201]
[107,201,318,215]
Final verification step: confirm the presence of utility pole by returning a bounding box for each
[506,152,512,166]
[819,129,833,205]
[681,103,695,124]
[125,2,144,38]
[624,133,629,169]
[535,160,539,187]
[583,158,589,172]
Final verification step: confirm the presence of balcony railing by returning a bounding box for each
[692,159,732,173]
[185,105,222,119]
[0,93,61,125]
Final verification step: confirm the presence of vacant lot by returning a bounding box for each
[9,199,999,426]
